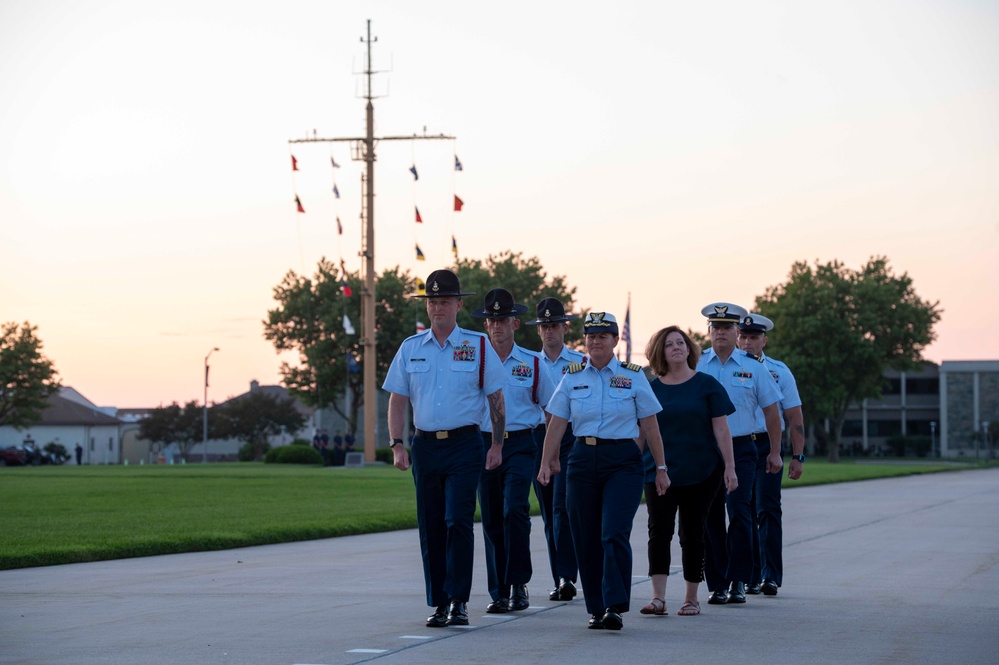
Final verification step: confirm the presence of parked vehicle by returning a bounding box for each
[0,446,28,466]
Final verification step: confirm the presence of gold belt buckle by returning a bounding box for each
[503,432,509,439]
[584,437,597,446]
[436,431,449,440]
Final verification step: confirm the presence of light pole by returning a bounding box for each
[929,421,936,459]
[203,347,219,463]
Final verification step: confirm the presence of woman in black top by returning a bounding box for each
[639,325,737,617]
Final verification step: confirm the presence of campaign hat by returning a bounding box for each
[525,297,579,325]
[470,288,529,319]
[411,269,475,298]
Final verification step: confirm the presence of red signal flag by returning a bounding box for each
[295,196,305,213]
[454,195,464,212]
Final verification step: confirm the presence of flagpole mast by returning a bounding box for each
[288,20,455,463]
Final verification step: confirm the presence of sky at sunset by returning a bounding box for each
[2,0,997,409]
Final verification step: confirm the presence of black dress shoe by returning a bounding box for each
[746,582,762,595]
[486,598,510,613]
[508,585,530,611]
[587,614,604,629]
[707,589,728,605]
[426,604,448,628]
[556,579,577,601]
[761,579,779,596]
[446,600,468,626]
[601,609,623,631]
[728,581,747,604]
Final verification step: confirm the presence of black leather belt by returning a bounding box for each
[578,437,632,446]
[415,424,479,440]
[504,428,534,439]
[733,432,769,445]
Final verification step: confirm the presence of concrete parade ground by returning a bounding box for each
[2,468,998,665]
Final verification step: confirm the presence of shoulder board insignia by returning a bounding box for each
[567,362,585,374]
[622,362,643,372]
[745,352,764,363]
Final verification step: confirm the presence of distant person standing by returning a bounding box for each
[472,288,555,614]
[75,443,83,465]
[738,313,805,596]
[697,302,783,606]
[344,431,356,452]
[383,269,507,628]
[524,297,583,602]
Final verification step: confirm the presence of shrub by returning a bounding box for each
[374,447,394,464]
[290,438,311,447]
[265,445,323,465]
[238,441,270,462]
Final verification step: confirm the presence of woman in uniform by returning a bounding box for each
[538,311,670,631]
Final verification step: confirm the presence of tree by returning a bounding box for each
[138,401,203,461]
[0,322,61,428]
[263,259,425,434]
[214,392,306,461]
[454,251,581,351]
[754,256,941,462]
[263,253,581,433]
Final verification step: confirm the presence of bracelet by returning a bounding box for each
[656,465,667,472]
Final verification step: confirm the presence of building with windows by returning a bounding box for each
[841,360,998,458]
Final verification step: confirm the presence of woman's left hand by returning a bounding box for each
[655,469,671,496]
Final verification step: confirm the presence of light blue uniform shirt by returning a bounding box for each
[538,345,586,424]
[383,325,506,431]
[480,344,555,432]
[750,354,802,433]
[697,347,782,437]
[546,357,662,439]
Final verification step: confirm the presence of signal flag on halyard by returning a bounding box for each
[333,184,340,199]
[416,244,426,261]
[454,195,464,212]
[452,235,458,256]
[410,165,418,181]
[343,313,356,335]
[331,156,340,168]
[622,300,632,363]
[291,155,299,171]
[416,278,426,295]
[416,319,426,333]
[336,217,343,235]
[341,280,352,297]
[455,155,463,171]
[295,196,305,213]
[415,207,423,224]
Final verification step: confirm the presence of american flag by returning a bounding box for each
[622,298,632,363]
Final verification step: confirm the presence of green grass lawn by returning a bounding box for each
[0,459,990,570]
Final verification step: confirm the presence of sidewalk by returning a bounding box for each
[2,468,998,665]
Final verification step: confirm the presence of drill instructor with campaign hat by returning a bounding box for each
[538,311,670,631]
[383,269,508,628]
[525,297,583,603]
[473,288,555,614]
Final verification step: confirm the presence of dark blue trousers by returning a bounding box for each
[750,434,784,586]
[410,430,484,607]
[567,439,644,616]
[479,430,535,601]
[703,437,757,591]
[533,423,578,586]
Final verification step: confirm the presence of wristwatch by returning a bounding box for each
[390,438,404,448]
[656,465,668,472]
[792,454,805,463]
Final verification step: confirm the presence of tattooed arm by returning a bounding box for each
[484,389,506,470]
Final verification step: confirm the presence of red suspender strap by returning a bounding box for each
[479,335,485,390]
[532,355,540,404]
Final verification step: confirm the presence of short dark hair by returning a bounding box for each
[645,325,700,376]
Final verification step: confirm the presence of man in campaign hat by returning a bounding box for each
[738,313,805,596]
[472,288,555,614]
[696,302,783,605]
[525,297,583,602]
[383,269,508,627]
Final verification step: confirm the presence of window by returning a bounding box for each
[905,378,939,395]
[882,378,902,395]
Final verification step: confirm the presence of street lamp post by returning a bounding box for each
[203,347,219,463]
[929,421,936,459]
